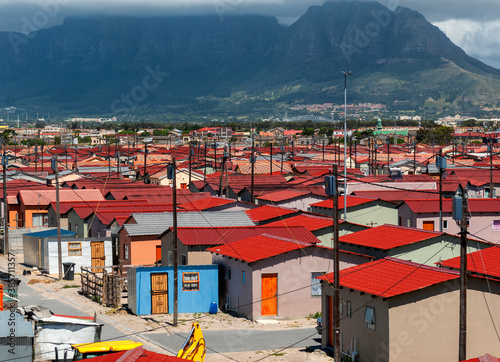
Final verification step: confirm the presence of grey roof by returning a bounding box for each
[124,211,255,236]
[0,311,34,337]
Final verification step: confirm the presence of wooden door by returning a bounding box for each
[91,241,105,272]
[422,221,435,231]
[327,296,333,347]
[261,273,278,316]
[151,273,168,314]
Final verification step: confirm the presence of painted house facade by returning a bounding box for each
[209,235,371,321]
[319,258,500,361]
[127,265,218,315]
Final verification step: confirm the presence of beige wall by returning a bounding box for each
[323,277,500,362]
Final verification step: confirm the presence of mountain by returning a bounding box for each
[0,0,499,119]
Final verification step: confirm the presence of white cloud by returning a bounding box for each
[434,19,500,69]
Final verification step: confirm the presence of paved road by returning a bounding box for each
[144,328,321,354]
[16,276,126,342]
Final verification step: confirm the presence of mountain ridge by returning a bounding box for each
[0,0,499,119]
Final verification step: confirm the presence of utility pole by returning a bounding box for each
[280,142,284,175]
[413,140,416,175]
[35,145,38,172]
[74,144,77,171]
[490,139,494,198]
[188,143,192,187]
[204,141,207,187]
[325,168,340,362]
[457,185,469,361]
[219,147,226,197]
[143,142,148,180]
[269,143,273,174]
[52,156,62,280]
[387,138,390,176]
[251,138,255,204]
[438,149,446,232]
[168,158,178,327]
[214,143,217,172]
[374,144,378,176]
[2,141,8,254]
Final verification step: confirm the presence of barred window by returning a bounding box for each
[68,242,82,256]
[182,272,199,291]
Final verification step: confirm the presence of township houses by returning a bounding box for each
[119,211,255,270]
[208,234,372,321]
[398,198,500,243]
[160,225,321,267]
[318,257,500,361]
[310,196,398,227]
[338,224,491,265]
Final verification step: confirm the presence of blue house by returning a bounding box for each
[127,265,219,315]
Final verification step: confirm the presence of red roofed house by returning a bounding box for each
[208,234,372,321]
[338,224,490,265]
[255,189,328,211]
[310,196,398,227]
[398,198,500,243]
[319,257,500,361]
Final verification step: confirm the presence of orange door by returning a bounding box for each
[422,221,435,231]
[327,296,333,347]
[91,241,105,272]
[261,273,278,316]
[151,273,168,314]
[156,245,161,263]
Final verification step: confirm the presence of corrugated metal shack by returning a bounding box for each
[0,311,34,362]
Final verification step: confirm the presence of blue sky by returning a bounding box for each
[0,0,499,68]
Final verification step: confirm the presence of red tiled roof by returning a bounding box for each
[176,225,320,245]
[339,224,443,250]
[208,234,313,262]
[311,196,377,209]
[403,199,500,213]
[256,189,308,202]
[266,214,333,231]
[318,257,459,298]
[244,205,298,222]
[437,246,500,278]
[178,196,235,211]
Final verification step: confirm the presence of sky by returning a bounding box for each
[0,0,499,68]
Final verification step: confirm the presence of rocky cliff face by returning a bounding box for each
[0,1,498,116]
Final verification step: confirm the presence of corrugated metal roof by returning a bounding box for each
[0,311,34,337]
[23,228,76,238]
[311,196,377,209]
[176,225,320,245]
[318,257,459,298]
[19,189,104,206]
[244,205,298,222]
[208,234,313,262]
[403,199,500,213]
[437,245,500,278]
[178,196,235,211]
[338,224,442,250]
[256,189,308,202]
[266,214,333,231]
[124,211,255,236]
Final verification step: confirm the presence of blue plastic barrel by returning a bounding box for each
[209,302,217,314]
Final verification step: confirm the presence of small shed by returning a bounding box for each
[0,311,34,362]
[127,265,218,315]
[23,229,112,275]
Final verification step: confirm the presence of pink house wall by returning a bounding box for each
[257,195,327,212]
[212,246,370,320]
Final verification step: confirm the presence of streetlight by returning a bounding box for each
[341,71,352,221]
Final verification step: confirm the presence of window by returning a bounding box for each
[311,272,324,296]
[242,271,246,284]
[347,300,352,318]
[398,217,402,226]
[182,272,199,291]
[75,225,79,237]
[365,306,375,329]
[181,183,187,189]
[168,251,173,266]
[225,267,231,280]
[493,220,500,231]
[181,254,187,265]
[68,242,82,256]
[406,219,411,227]
[97,230,101,237]
[442,220,448,229]
[124,244,129,260]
